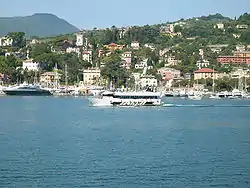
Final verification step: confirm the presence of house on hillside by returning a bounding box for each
[194,68,220,80]
[0,36,13,47]
[104,43,125,51]
[131,41,140,50]
[22,59,40,71]
[83,68,101,85]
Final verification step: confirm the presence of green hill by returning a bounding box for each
[0,13,79,37]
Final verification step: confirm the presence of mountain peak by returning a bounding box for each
[0,13,79,37]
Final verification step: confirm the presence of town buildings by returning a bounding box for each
[0,36,13,47]
[194,68,220,80]
[22,59,40,71]
[104,43,125,51]
[83,68,101,85]
[217,51,250,65]
[131,41,140,50]
[40,72,61,87]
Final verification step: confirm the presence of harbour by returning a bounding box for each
[0,96,250,187]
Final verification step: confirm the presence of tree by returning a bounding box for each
[101,53,129,88]
[8,32,26,48]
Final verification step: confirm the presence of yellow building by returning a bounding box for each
[104,43,125,51]
[234,51,250,58]
[194,68,220,80]
[40,72,61,87]
[83,68,101,85]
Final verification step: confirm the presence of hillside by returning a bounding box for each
[0,13,79,37]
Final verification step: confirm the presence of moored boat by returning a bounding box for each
[3,83,52,96]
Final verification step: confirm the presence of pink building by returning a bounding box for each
[158,68,181,81]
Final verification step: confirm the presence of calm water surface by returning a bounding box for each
[0,96,250,187]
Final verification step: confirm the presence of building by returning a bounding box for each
[236,45,246,52]
[104,43,125,51]
[121,52,132,69]
[214,23,224,29]
[233,34,241,39]
[40,72,61,87]
[131,41,140,50]
[217,51,250,65]
[194,68,220,80]
[0,36,13,47]
[160,24,174,34]
[157,67,181,81]
[236,24,248,29]
[83,68,101,85]
[135,59,148,69]
[234,51,250,57]
[82,51,92,63]
[207,44,229,53]
[165,56,181,66]
[139,75,158,88]
[76,33,84,46]
[144,43,156,51]
[196,60,210,69]
[66,47,81,57]
[22,59,40,71]
[159,48,169,57]
[230,68,250,79]
[217,56,250,65]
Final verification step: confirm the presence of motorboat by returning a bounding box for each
[89,91,163,107]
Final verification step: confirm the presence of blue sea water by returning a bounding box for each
[0,96,250,187]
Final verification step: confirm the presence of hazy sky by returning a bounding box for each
[1,0,250,29]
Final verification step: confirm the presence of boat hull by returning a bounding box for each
[3,90,52,96]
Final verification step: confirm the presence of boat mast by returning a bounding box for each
[65,64,68,87]
[212,67,215,93]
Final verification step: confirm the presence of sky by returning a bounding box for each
[1,0,250,29]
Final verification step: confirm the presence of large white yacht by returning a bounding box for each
[89,91,163,107]
[3,82,52,96]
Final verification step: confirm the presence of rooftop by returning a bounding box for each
[194,68,217,73]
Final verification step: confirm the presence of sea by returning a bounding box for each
[0,96,250,188]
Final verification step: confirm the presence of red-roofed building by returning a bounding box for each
[217,56,250,65]
[104,43,125,51]
[194,68,220,80]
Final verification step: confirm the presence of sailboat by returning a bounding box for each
[209,68,220,99]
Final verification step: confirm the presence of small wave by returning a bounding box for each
[163,104,250,108]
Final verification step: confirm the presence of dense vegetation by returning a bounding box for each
[1,13,250,90]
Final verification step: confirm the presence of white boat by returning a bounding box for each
[88,86,105,96]
[209,94,221,99]
[188,93,203,100]
[89,91,163,107]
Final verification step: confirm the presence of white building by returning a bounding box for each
[165,56,181,66]
[121,52,132,69]
[196,60,210,69]
[214,23,224,29]
[131,41,140,50]
[236,25,248,29]
[144,43,156,51]
[66,47,81,57]
[83,68,101,85]
[135,59,148,69]
[82,51,92,63]
[22,59,40,71]
[139,75,158,88]
[236,45,245,52]
[76,33,84,46]
[0,36,13,47]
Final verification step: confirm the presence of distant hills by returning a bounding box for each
[0,13,79,37]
